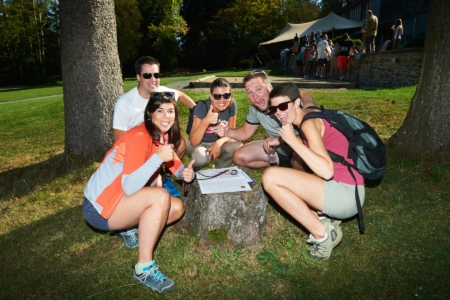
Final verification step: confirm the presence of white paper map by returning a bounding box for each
[196,166,252,194]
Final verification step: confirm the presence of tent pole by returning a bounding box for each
[260,46,277,69]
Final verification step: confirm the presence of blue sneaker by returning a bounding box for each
[116,229,138,249]
[162,175,180,197]
[133,260,175,293]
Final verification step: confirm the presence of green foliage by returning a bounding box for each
[114,0,143,62]
[237,59,253,69]
[147,0,188,71]
[332,35,362,47]
[404,36,426,48]
[285,0,320,23]
[210,0,287,64]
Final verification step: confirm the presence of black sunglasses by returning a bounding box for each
[212,93,232,100]
[265,98,297,114]
[150,92,175,100]
[141,72,161,79]
[248,69,268,76]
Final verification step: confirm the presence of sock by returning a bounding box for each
[135,260,154,274]
[310,232,328,243]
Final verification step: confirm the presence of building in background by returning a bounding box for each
[337,0,430,50]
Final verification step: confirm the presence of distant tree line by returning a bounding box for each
[0,0,341,85]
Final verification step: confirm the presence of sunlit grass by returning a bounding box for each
[1,84,449,299]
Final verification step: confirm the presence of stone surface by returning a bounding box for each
[175,170,268,248]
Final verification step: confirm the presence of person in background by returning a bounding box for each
[262,82,364,260]
[305,44,316,79]
[362,10,378,53]
[315,34,330,79]
[83,93,195,293]
[336,33,357,81]
[391,19,404,50]
[328,39,339,80]
[293,33,299,54]
[296,47,306,77]
[186,78,242,169]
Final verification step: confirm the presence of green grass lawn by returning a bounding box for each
[0,83,449,299]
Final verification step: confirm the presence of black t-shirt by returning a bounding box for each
[191,99,237,143]
[338,40,355,56]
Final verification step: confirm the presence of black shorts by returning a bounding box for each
[296,60,303,66]
[318,58,327,66]
[277,152,293,168]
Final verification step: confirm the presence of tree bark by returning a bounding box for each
[390,0,450,163]
[60,0,123,162]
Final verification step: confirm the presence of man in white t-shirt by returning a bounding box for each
[113,56,196,158]
[315,34,330,79]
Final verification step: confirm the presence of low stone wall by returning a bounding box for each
[347,48,423,88]
[286,48,423,88]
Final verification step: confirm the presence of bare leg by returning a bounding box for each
[262,167,326,239]
[232,140,271,169]
[108,187,184,263]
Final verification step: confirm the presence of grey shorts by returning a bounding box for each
[322,181,365,219]
[82,197,110,231]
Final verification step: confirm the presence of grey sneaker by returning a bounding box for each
[116,229,138,249]
[307,223,343,260]
[318,216,342,227]
[133,261,175,293]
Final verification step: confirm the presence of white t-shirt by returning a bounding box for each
[113,86,179,131]
[317,40,328,59]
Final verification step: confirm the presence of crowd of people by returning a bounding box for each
[82,56,367,293]
[282,10,405,80]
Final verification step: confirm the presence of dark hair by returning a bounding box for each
[343,33,349,40]
[210,78,232,94]
[135,56,160,74]
[268,82,301,105]
[144,95,181,149]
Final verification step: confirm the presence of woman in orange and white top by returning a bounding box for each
[82,92,195,294]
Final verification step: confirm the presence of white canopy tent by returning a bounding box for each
[260,12,363,50]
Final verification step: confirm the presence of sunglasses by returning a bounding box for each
[141,72,161,79]
[248,69,268,77]
[150,92,175,100]
[265,98,297,115]
[212,93,232,100]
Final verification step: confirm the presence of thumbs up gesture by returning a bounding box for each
[205,104,219,125]
[156,144,175,162]
[183,159,196,183]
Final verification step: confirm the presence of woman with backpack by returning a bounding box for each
[261,82,365,260]
[186,78,242,169]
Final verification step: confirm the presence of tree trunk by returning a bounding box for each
[390,0,450,163]
[60,0,123,162]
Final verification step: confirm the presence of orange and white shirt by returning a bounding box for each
[84,123,184,219]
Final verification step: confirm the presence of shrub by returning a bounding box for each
[404,36,426,48]
[238,59,253,69]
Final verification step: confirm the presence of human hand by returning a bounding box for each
[205,105,219,125]
[263,136,282,153]
[208,142,221,160]
[156,144,174,162]
[183,159,196,183]
[217,120,229,137]
[279,123,296,146]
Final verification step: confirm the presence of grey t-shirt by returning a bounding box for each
[192,99,237,143]
[246,106,298,157]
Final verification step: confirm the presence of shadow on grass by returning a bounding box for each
[0,153,90,201]
[0,82,63,93]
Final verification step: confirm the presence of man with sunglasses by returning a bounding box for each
[217,69,315,169]
[113,56,196,154]
[113,56,196,196]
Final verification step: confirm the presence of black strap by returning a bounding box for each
[347,165,365,233]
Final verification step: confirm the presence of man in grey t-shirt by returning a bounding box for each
[217,70,315,169]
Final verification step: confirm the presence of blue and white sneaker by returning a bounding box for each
[133,260,175,293]
[162,175,180,197]
[116,229,138,249]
